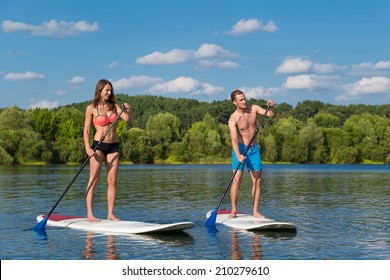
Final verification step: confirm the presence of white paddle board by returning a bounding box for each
[36,214,195,234]
[206,209,296,231]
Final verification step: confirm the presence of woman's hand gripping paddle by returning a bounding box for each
[33,105,127,231]
[204,106,270,227]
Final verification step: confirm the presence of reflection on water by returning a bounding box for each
[230,230,262,260]
[83,233,118,260]
[80,230,195,260]
[229,230,298,260]
[0,164,389,259]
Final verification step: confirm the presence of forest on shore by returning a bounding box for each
[0,94,389,165]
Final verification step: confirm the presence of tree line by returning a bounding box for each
[0,94,389,165]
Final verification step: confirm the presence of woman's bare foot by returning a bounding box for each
[228,211,237,219]
[107,214,120,221]
[87,216,100,222]
[253,211,266,219]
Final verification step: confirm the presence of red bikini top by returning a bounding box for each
[93,107,117,126]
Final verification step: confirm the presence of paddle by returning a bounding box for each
[204,105,270,227]
[33,105,126,231]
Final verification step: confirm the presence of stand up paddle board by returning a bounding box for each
[36,214,195,234]
[206,209,296,231]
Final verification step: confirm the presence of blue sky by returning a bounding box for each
[1,0,390,109]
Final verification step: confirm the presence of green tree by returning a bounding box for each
[272,116,304,162]
[312,111,341,128]
[296,123,327,163]
[0,107,45,163]
[344,113,390,162]
[275,102,294,119]
[53,136,85,163]
[14,130,51,163]
[146,112,181,160]
[218,123,231,158]
[31,108,57,141]
[0,144,13,164]
[293,100,325,122]
[173,114,225,163]
[383,126,390,163]
[121,128,154,164]
[55,107,84,139]
[0,106,31,130]
[263,134,278,162]
[324,128,357,163]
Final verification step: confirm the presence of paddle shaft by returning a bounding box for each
[42,106,126,220]
[214,106,270,210]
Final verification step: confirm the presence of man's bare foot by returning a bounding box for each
[87,216,100,222]
[253,211,266,219]
[107,214,120,221]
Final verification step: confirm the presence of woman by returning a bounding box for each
[83,79,132,222]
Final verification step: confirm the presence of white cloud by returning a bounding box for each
[352,62,374,70]
[108,61,120,69]
[1,19,99,38]
[1,20,30,32]
[29,100,59,109]
[54,90,67,96]
[313,63,346,73]
[283,75,315,90]
[193,43,233,58]
[277,58,347,76]
[226,18,278,36]
[282,74,338,90]
[197,60,239,69]
[112,75,224,96]
[338,76,390,101]
[136,43,237,69]
[240,86,280,99]
[136,49,191,65]
[67,76,85,85]
[112,75,164,91]
[350,61,390,76]
[3,71,45,81]
[374,61,390,70]
[5,50,27,57]
[353,61,390,71]
[276,58,312,74]
[198,83,225,95]
[149,76,224,95]
[149,76,199,93]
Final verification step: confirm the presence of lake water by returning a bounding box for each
[0,164,389,260]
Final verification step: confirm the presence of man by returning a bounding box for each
[228,89,276,219]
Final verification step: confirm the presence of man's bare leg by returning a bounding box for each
[251,170,265,218]
[229,170,243,218]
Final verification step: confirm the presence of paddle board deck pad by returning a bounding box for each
[207,209,296,231]
[36,214,195,234]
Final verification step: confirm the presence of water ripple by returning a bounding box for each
[1,164,389,259]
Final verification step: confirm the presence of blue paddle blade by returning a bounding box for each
[33,216,48,231]
[204,208,218,227]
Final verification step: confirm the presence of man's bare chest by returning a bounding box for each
[236,113,256,132]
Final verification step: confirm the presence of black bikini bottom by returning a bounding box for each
[92,140,119,155]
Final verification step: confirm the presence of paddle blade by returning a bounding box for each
[204,209,218,227]
[33,216,48,231]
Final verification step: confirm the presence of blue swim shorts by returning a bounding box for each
[232,143,262,171]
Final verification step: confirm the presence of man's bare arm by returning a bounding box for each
[229,116,245,162]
